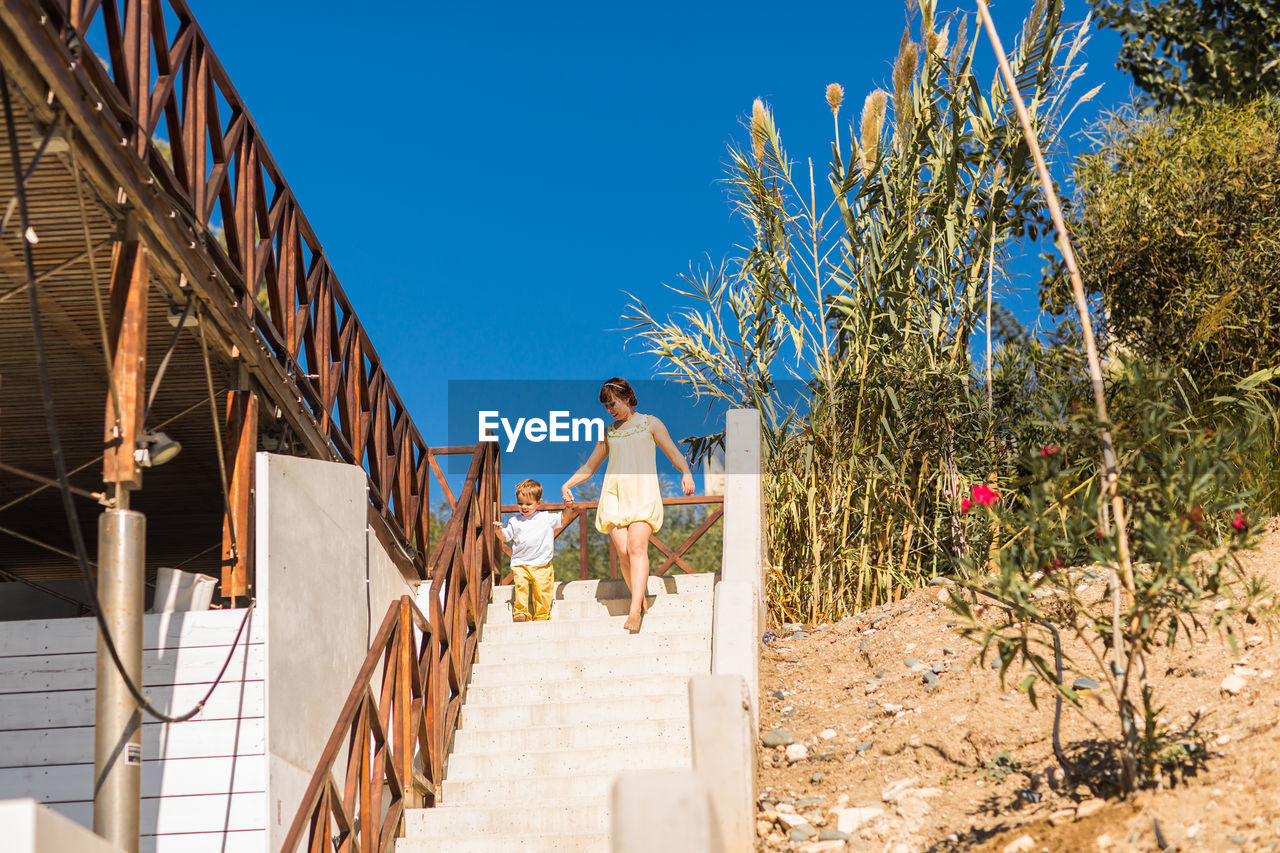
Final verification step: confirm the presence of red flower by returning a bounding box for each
[960,497,973,515]
[1233,511,1247,531]
[1040,445,1060,457]
[971,485,999,506]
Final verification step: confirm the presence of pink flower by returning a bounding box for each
[971,485,999,506]
[1040,445,1060,457]
[1232,511,1247,531]
[960,497,973,515]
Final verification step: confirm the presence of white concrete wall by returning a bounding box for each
[0,610,266,853]
[255,453,413,851]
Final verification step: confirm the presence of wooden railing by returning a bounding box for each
[13,0,446,576]
[281,441,500,852]
[497,495,724,581]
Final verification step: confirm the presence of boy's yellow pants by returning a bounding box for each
[512,562,553,621]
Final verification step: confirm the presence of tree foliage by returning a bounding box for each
[1044,98,1280,384]
[1088,0,1280,109]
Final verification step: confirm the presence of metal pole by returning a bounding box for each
[93,504,145,853]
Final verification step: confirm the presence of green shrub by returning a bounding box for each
[948,360,1278,791]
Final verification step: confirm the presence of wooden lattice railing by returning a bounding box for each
[19,0,444,574]
[281,441,500,852]
[497,495,725,582]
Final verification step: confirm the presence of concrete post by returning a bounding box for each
[721,409,764,611]
[714,409,764,727]
[711,581,759,731]
[611,771,723,853]
[93,509,145,853]
[689,675,756,853]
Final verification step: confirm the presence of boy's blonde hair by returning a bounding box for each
[515,478,543,501]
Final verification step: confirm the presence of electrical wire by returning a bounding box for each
[0,396,215,516]
[144,299,191,423]
[1,67,254,724]
[68,130,124,444]
[197,310,238,563]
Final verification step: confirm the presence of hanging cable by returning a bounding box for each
[0,118,61,235]
[1,67,253,724]
[0,567,91,615]
[144,299,191,423]
[197,310,238,563]
[0,396,213,516]
[68,128,124,442]
[0,521,90,564]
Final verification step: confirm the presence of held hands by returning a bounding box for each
[561,485,575,506]
[681,471,695,496]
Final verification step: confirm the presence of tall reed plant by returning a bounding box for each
[628,0,1098,622]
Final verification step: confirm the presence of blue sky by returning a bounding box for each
[191,0,1133,484]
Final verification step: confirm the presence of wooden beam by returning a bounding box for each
[102,239,147,488]
[221,385,257,600]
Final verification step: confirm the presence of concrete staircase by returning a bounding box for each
[397,572,715,853]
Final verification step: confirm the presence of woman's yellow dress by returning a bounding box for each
[595,414,663,533]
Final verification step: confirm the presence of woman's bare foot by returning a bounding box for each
[623,606,644,634]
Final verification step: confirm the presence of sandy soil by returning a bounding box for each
[755,522,1280,852]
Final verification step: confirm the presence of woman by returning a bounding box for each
[561,377,695,632]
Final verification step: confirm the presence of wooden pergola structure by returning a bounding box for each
[0,0,451,604]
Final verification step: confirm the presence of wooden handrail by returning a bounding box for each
[496,495,725,581]
[281,441,500,852]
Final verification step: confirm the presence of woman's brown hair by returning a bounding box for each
[598,377,638,407]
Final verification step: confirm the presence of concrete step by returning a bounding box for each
[451,716,688,755]
[441,773,617,805]
[485,593,711,622]
[474,630,709,665]
[466,649,709,685]
[490,573,715,604]
[445,741,688,779]
[463,672,691,706]
[458,692,689,732]
[406,802,609,836]
[468,648,711,681]
[397,832,609,853]
[478,611,704,642]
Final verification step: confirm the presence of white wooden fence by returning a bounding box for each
[0,609,266,853]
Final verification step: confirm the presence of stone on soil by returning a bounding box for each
[1003,835,1035,853]
[788,824,817,841]
[785,742,809,763]
[763,728,794,747]
[829,805,885,834]
[1075,798,1106,818]
[1222,674,1248,695]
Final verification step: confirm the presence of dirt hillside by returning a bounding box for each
[755,521,1280,853]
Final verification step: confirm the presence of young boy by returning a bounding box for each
[492,478,570,622]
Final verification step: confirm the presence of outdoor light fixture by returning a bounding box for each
[134,431,182,467]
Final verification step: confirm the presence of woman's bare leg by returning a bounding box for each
[609,526,631,593]
[623,522,652,632]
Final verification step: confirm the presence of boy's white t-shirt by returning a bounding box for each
[502,511,559,567]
